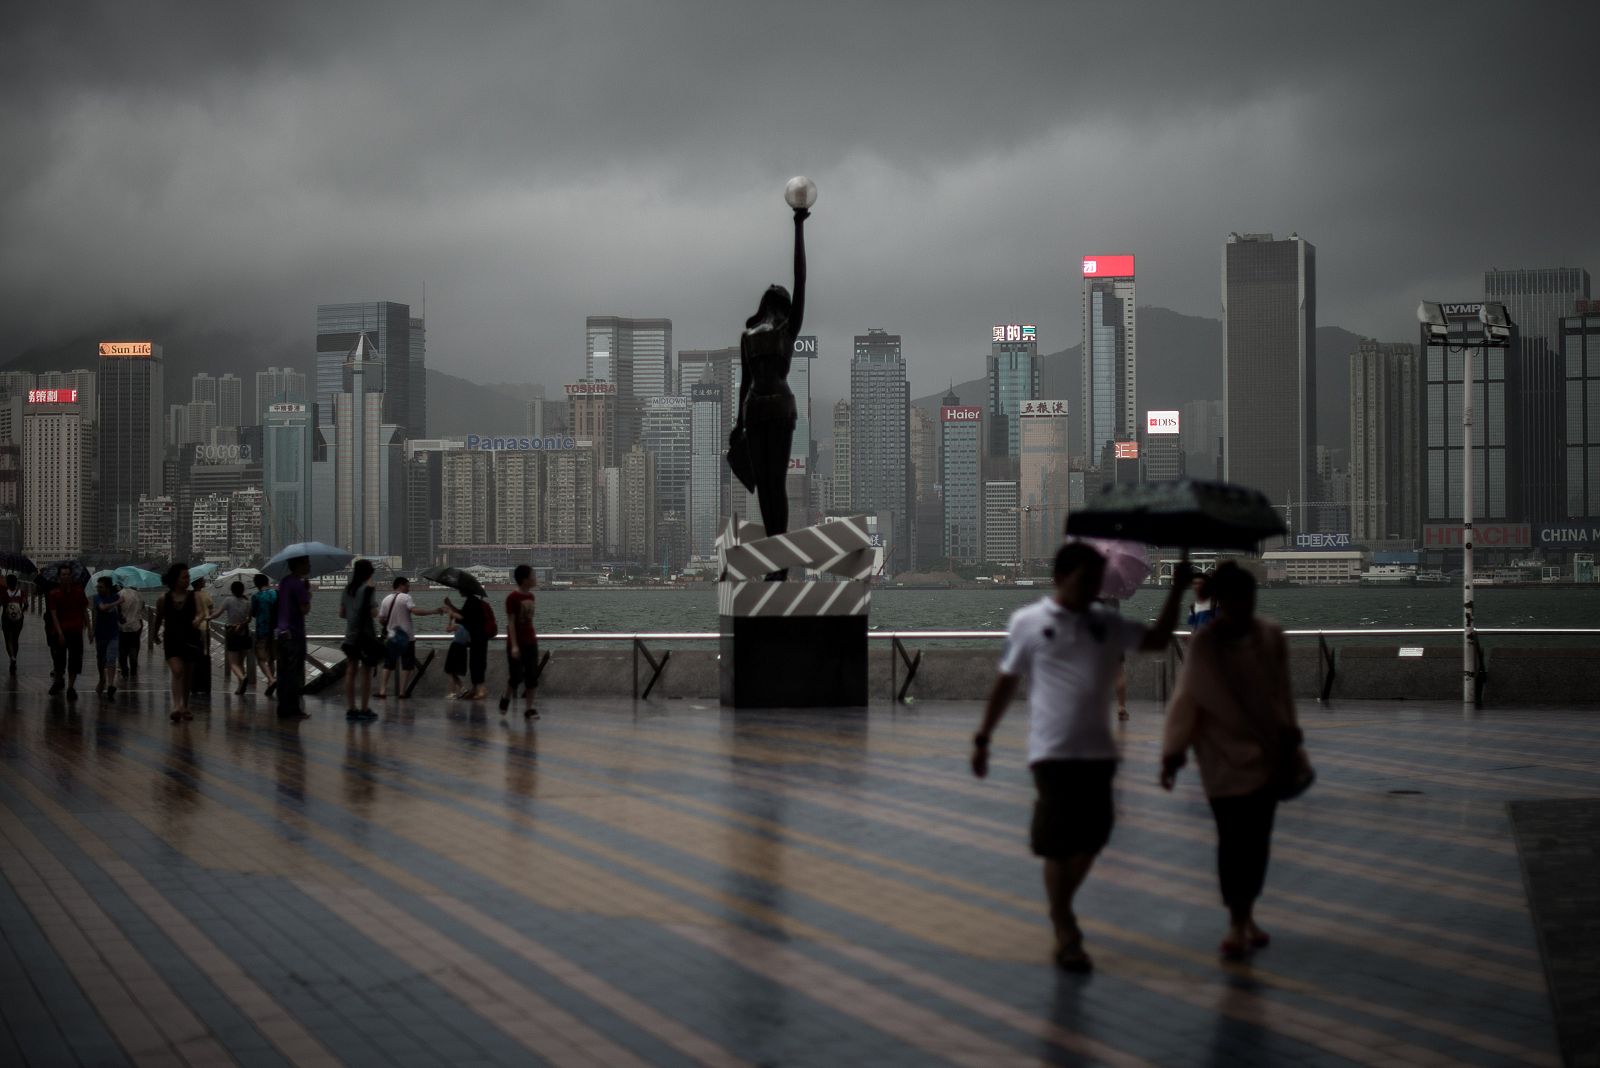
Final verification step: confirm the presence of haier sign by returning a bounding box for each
[941,406,982,423]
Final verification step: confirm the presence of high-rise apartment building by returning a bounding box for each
[255,367,307,426]
[1081,256,1137,471]
[542,447,595,548]
[566,382,620,469]
[1421,303,1513,529]
[191,493,231,558]
[1019,402,1070,568]
[983,480,1020,568]
[587,316,670,452]
[941,402,983,566]
[494,452,541,545]
[215,374,243,427]
[1559,301,1600,520]
[229,487,264,559]
[831,399,852,514]
[262,402,315,555]
[1349,341,1421,545]
[316,302,423,436]
[643,396,692,570]
[620,445,655,565]
[441,450,494,546]
[851,330,910,567]
[137,496,177,562]
[689,383,724,561]
[22,398,92,558]
[1223,233,1316,532]
[97,340,164,554]
[186,400,217,443]
[986,323,1040,463]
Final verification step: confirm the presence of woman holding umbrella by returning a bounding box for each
[0,574,27,674]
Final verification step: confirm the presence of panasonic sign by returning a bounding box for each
[466,434,579,451]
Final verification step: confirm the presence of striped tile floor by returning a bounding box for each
[0,642,1587,1066]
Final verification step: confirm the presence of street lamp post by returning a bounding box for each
[1418,301,1514,709]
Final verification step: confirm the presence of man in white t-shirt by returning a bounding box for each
[375,576,444,699]
[972,541,1190,972]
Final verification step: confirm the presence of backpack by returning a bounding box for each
[479,598,498,639]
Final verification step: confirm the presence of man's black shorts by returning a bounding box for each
[1029,759,1117,859]
[506,642,539,691]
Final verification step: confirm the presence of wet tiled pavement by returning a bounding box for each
[0,640,1591,1066]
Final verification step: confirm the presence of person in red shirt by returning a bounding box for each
[47,578,90,699]
[499,565,539,719]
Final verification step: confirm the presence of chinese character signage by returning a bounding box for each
[1018,400,1069,417]
[98,341,152,357]
[26,388,79,404]
[1295,532,1351,549]
[1081,255,1136,278]
[267,402,307,414]
[1146,410,1180,434]
[991,324,1037,343]
[1114,440,1139,460]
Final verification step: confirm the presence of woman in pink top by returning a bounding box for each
[1160,562,1307,961]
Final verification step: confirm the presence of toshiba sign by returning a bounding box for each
[941,406,982,422]
[1082,254,1135,278]
[565,381,617,396]
[1146,410,1180,435]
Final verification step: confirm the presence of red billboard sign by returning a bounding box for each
[941,406,981,423]
[1114,440,1140,460]
[1082,254,1135,278]
[26,388,79,404]
[1422,523,1530,548]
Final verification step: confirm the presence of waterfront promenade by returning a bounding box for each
[0,644,1590,1066]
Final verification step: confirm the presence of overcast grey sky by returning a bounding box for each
[3,1,1597,399]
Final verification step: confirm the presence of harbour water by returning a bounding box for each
[287,584,1600,638]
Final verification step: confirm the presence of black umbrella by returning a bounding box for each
[0,552,35,573]
[420,565,487,600]
[1065,480,1286,551]
[37,560,90,586]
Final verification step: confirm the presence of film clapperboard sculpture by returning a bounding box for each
[718,514,874,707]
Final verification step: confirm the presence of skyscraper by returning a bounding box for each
[333,337,392,556]
[1019,401,1070,568]
[986,323,1040,463]
[587,316,671,452]
[1559,301,1600,520]
[1223,233,1316,531]
[620,445,655,565]
[494,451,541,544]
[1421,303,1513,531]
[851,329,909,567]
[676,346,740,431]
[441,450,494,546]
[22,396,91,558]
[1080,256,1137,471]
[831,399,852,514]
[787,335,817,529]
[1349,341,1421,545]
[542,447,595,549]
[642,396,692,570]
[566,381,620,468]
[409,316,427,439]
[1142,409,1184,483]
[216,374,243,428]
[262,401,315,555]
[688,383,724,560]
[316,302,422,436]
[983,480,1020,568]
[254,367,307,426]
[97,340,164,554]
[941,400,982,566]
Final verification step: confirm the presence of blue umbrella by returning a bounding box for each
[114,566,164,590]
[188,563,221,581]
[263,541,354,580]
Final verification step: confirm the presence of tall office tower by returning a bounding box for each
[441,450,494,546]
[402,453,442,570]
[1421,303,1514,534]
[542,447,595,548]
[941,401,983,566]
[333,337,390,556]
[787,335,817,528]
[909,405,941,571]
[316,302,421,436]
[1080,256,1137,470]
[228,487,264,558]
[137,496,177,562]
[983,481,1020,568]
[408,316,427,439]
[1181,399,1225,480]
[1312,446,1350,535]
[255,366,308,425]
[1019,402,1071,568]
[831,399,852,513]
[0,371,36,403]
[22,397,91,558]
[191,494,230,558]
[1143,409,1184,483]
[620,445,656,565]
[688,383,724,560]
[1349,341,1421,545]
[642,396,692,569]
[986,323,1041,464]
[526,385,567,439]
[36,371,98,425]
[168,405,189,447]
[1223,233,1316,531]
[311,424,337,545]
[494,451,542,544]
[1559,302,1600,520]
[192,372,217,409]
[262,402,315,555]
[1485,268,1591,523]
[599,467,622,556]
[97,340,164,554]
[586,316,671,452]
[215,374,243,427]
[851,329,910,563]
[566,381,620,468]
[185,400,217,443]
[676,346,740,432]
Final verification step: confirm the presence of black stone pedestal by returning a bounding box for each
[720,615,868,708]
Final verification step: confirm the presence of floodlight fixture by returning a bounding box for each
[1417,301,1450,343]
[1479,302,1514,346]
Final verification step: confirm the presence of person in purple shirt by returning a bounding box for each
[274,556,312,720]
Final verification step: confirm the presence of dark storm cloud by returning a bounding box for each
[2,1,1597,400]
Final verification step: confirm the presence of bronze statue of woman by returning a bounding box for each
[730,181,811,559]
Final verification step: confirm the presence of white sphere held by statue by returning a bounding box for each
[784,176,817,210]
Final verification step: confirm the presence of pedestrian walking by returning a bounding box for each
[972,542,1190,972]
[1187,572,1216,629]
[152,565,202,722]
[458,591,495,701]
[440,598,469,697]
[46,575,90,700]
[250,574,277,695]
[0,574,27,674]
[116,582,144,678]
[499,565,540,718]
[338,560,382,721]
[374,576,443,699]
[212,580,254,695]
[1160,563,1313,961]
[91,577,122,698]
[189,577,214,696]
[275,557,312,720]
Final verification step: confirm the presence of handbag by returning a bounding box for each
[726,425,756,493]
[1219,626,1315,802]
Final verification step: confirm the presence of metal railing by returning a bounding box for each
[300,626,1600,704]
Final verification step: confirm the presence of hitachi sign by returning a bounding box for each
[941,406,981,422]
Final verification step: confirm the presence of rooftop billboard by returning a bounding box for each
[1082,255,1135,279]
